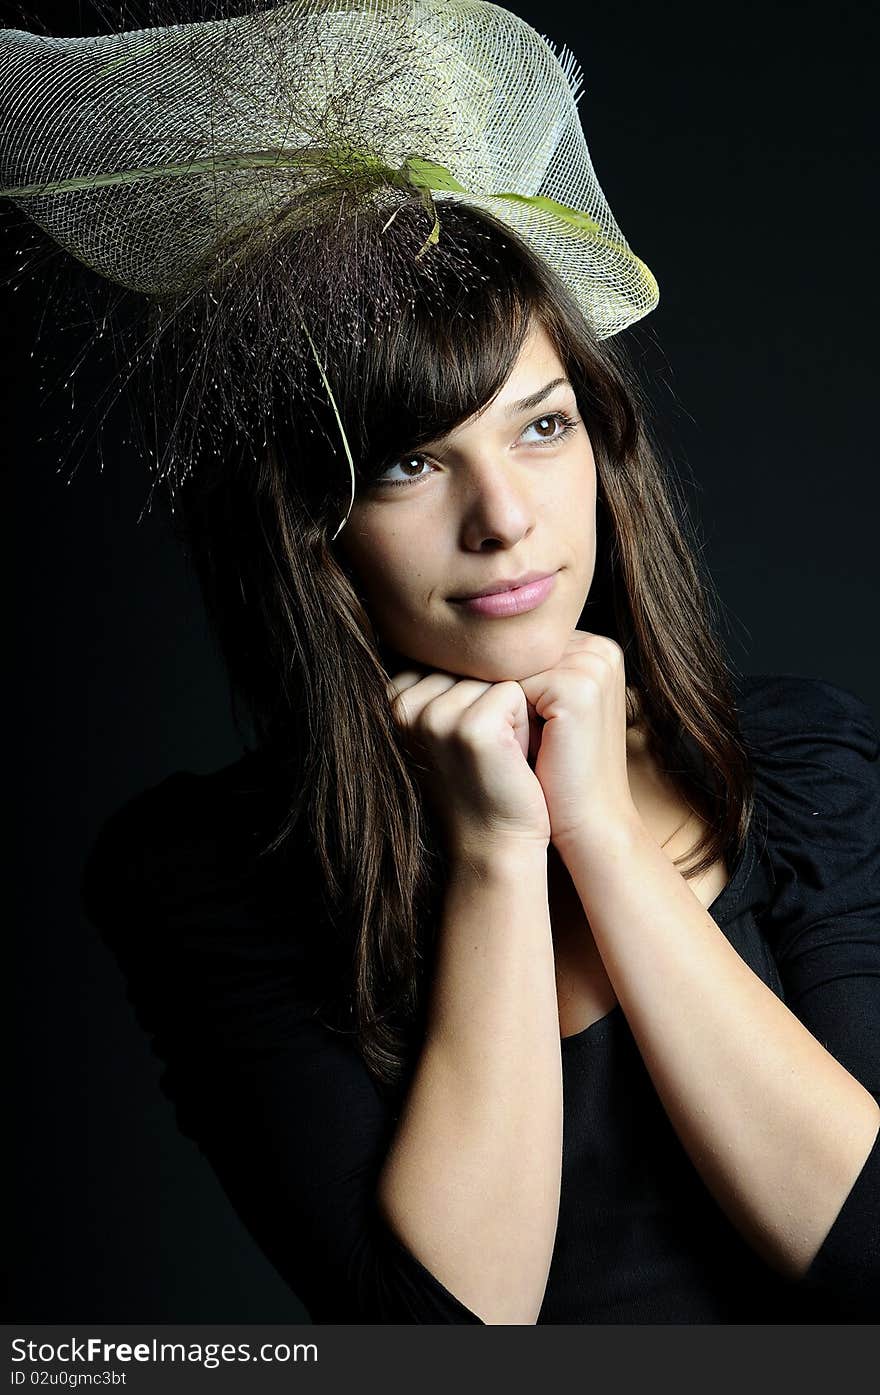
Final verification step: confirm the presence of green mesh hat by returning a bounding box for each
[0,0,659,536]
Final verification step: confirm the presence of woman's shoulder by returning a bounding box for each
[730,670,880,931]
[732,669,879,809]
[83,749,268,887]
[733,669,879,816]
[80,748,321,963]
[732,670,879,752]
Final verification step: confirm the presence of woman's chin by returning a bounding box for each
[392,632,571,684]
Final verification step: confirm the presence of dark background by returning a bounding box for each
[5,0,878,1321]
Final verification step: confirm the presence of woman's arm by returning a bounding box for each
[376,841,562,1325]
[86,776,558,1323]
[518,637,880,1313]
[554,813,880,1283]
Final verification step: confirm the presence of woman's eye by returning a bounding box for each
[520,412,578,445]
[374,455,435,489]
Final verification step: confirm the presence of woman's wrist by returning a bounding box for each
[447,836,549,879]
[551,807,646,872]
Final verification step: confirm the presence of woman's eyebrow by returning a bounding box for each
[502,376,572,417]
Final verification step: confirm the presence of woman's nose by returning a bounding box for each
[458,459,535,550]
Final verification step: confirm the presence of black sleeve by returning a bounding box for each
[741,673,880,1319]
[81,774,486,1324]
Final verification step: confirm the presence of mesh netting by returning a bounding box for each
[0,1,659,527]
[0,0,657,331]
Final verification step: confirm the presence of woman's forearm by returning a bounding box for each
[375,842,562,1324]
[556,816,880,1281]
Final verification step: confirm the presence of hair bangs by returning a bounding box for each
[352,271,535,486]
[273,200,573,508]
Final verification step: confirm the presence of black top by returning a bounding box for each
[81,672,880,1322]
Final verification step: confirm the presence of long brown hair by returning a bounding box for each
[165,200,755,1102]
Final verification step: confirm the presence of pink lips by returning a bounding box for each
[453,571,558,617]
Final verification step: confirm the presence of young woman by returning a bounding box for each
[81,195,880,1322]
[4,0,878,1325]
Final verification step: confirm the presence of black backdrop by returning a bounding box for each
[5,0,878,1321]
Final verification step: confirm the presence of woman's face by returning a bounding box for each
[336,319,598,683]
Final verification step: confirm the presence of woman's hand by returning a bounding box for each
[518,630,641,855]
[386,669,551,859]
